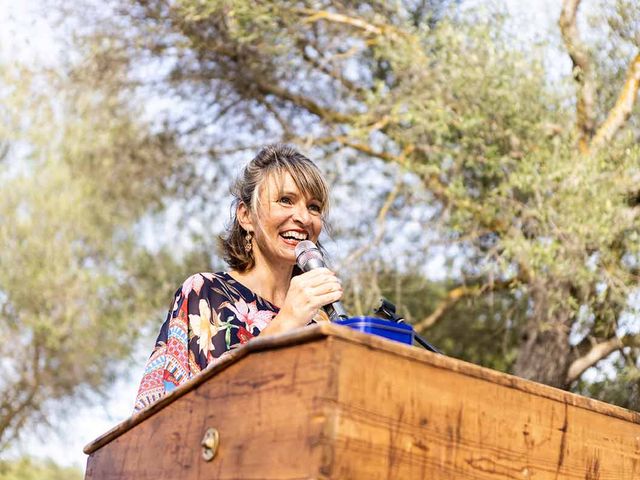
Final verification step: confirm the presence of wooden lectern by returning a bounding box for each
[84,323,640,479]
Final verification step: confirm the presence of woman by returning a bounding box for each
[134,144,343,411]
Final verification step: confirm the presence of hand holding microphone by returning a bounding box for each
[268,241,347,334]
[294,241,349,321]
[280,267,343,326]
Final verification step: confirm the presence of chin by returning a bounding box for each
[268,249,296,266]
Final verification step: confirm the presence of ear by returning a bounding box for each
[237,202,254,233]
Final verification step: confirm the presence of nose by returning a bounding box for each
[292,202,311,225]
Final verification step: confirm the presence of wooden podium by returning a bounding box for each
[84,323,640,479]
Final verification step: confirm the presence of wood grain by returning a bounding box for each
[85,341,336,480]
[328,337,640,479]
[84,324,640,479]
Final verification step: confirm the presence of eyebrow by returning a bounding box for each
[278,190,322,203]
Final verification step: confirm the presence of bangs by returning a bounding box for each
[285,161,329,211]
[255,159,329,213]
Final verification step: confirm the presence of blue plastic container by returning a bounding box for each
[336,316,414,345]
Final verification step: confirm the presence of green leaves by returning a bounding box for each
[127,0,640,392]
[0,456,83,480]
[0,51,190,448]
[11,0,636,430]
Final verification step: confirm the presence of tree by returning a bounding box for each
[70,0,640,403]
[0,45,211,448]
[0,456,83,480]
[344,264,529,373]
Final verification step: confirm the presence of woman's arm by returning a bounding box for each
[261,268,343,336]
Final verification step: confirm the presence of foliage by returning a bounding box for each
[0,4,623,453]
[0,50,208,449]
[81,0,640,396]
[0,457,83,480]
[342,266,529,373]
[577,361,640,411]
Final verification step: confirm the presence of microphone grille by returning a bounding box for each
[295,240,323,269]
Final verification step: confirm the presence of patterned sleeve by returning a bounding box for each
[133,272,278,412]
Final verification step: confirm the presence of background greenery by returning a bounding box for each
[1,0,638,470]
[0,458,82,480]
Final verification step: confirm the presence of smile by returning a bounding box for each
[280,230,308,242]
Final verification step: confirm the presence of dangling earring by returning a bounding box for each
[244,231,253,253]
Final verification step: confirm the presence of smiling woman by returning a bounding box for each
[134,144,343,412]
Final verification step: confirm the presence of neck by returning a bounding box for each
[230,253,293,307]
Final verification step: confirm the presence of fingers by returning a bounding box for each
[296,268,340,287]
[312,281,342,297]
[314,289,343,307]
[297,270,342,297]
[288,269,341,308]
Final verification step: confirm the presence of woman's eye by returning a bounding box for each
[309,204,322,213]
[279,196,292,205]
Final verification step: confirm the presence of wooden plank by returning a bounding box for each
[327,336,640,479]
[85,324,640,479]
[84,324,640,456]
[85,340,336,480]
[322,324,640,425]
[84,325,333,455]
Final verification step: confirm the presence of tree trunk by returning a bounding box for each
[512,283,574,389]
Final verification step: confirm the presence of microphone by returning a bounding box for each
[294,240,349,321]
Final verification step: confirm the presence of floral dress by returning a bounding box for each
[134,272,279,412]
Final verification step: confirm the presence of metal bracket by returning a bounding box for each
[201,427,220,462]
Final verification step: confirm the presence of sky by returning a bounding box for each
[0,0,597,471]
[0,2,59,67]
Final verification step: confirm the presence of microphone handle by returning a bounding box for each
[323,301,349,322]
[298,254,349,321]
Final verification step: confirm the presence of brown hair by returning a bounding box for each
[219,144,329,272]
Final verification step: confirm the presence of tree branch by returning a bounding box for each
[310,136,512,236]
[325,137,408,164]
[297,40,365,98]
[0,341,42,449]
[297,8,384,36]
[263,100,293,139]
[413,285,480,331]
[255,81,355,124]
[589,53,640,153]
[295,7,419,52]
[559,0,597,153]
[566,334,640,384]
[413,279,513,332]
[339,177,402,267]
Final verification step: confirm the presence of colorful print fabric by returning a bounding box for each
[134,272,279,412]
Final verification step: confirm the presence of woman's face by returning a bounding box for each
[242,171,324,267]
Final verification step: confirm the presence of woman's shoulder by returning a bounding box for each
[177,271,257,301]
[174,271,278,312]
[177,271,230,297]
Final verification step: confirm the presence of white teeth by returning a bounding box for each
[281,231,307,240]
